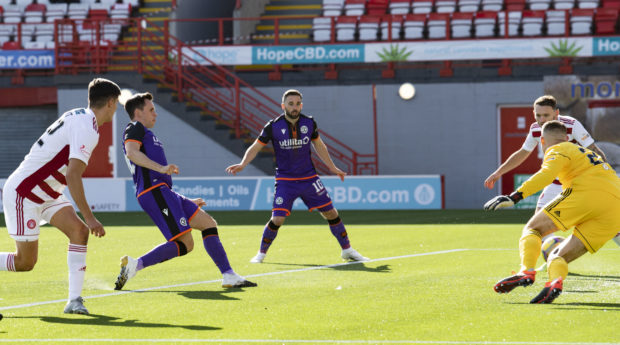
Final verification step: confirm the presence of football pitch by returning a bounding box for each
[0,210,618,345]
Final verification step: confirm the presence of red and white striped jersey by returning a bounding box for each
[522,115,594,153]
[6,108,99,204]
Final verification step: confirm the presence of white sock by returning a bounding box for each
[67,244,87,301]
[0,253,16,271]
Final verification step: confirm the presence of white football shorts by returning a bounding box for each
[2,185,72,242]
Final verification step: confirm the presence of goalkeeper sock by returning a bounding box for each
[548,256,568,281]
[67,244,87,301]
[519,230,542,272]
[328,217,350,249]
[259,221,280,254]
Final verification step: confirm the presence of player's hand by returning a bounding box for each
[85,217,105,238]
[331,167,347,182]
[226,164,244,175]
[484,173,500,189]
[191,198,206,207]
[160,164,179,175]
[483,195,515,211]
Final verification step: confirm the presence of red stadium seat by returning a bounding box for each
[2,41,21,50]
[595,8,619,33]
[367,0,389,15]
[506,0,527,10]
[603,0,620,7]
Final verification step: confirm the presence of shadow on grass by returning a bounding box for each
[568,272,620,282]
[166,290,243,301]
[12,314,220,330]
[263,262,323,268]
[261,261,391,273]
[329,263,391,273]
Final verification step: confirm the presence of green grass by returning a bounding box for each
[0,210,618,344]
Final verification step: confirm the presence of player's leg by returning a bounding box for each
[48,204,91,315]
[187,207,256,288]
[1,189,40,272]
[319,208,369,262]
[252,216,286,263]
[301,177,369,262]
[494,209,558,293]
[530,189,619,303]
[115,188,192,290]
[251,180,295,262]
[530,234,586,304]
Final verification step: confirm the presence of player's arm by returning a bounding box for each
[226,139,264,175]
[125,141,178,175]
[66,158,105,237]
[312,136,346,181]
[587,143,607,162]
[485,152,566,211]
[484,148,533,189]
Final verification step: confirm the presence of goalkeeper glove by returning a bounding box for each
[483,192,523,211]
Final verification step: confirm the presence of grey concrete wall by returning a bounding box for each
[171,0,236,43]
[57,88,266,179]
[252,82,543,208]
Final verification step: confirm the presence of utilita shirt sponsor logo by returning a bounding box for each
[279,137,310,149]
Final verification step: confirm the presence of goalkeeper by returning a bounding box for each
[484,120,620,304]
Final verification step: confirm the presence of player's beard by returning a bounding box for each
[285,109,300,119]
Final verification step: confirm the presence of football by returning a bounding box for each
[541,236,564,262]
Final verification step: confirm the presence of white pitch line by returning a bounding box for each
[0,248,467,312]
[0,339,618,344]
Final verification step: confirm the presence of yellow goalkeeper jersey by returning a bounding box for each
[517,142,620,199]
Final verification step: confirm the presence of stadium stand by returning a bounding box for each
[308,0,619,41]
[0,0,139,49]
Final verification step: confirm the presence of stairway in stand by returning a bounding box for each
[251,0,323,44]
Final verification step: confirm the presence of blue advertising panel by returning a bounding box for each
[125,176,442,212]
[125,178,259,211]
[0,50,54,69]
[592,37,620,56]
[252,175,442,210]
[252,44,364,64]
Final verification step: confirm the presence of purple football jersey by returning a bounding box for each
[123,121,172,196]
[258,114,320,179]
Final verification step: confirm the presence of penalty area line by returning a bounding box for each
[0,248,467,312]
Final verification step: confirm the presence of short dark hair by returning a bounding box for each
[542,120,567,136]
[124,92,153,120]
[88,78,121,109]
[282,89,302,103]
[534,95,558,109]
